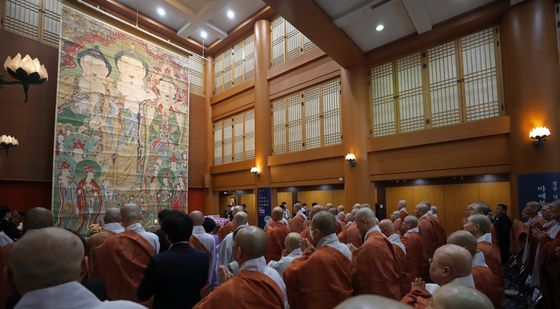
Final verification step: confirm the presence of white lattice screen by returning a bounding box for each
[213,109,256,165]
[189,55,205,95]
[3,0,61,47]
[370,27,502,136]
[270,16,317,67]
[213,34,256,94]
[272,79,341,154]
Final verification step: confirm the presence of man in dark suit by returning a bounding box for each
[493,203,513,264]
[154,209,172,252]
[138,210,209,309]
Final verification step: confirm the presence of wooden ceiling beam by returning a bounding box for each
[262,0,365,69]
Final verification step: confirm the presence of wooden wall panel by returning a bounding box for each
[212,170,255,190]
[333,190,345,207]
[444,183,482,235]
[211,87,255,121]
[0,180,52,211]
[189,95,207,187]
[368,135,509,177]
[187,188,205,213]
[277,192,293,209]
[479,182,512,216]
[297,190,344,206]
[386,185,444,219]
[239,193,257,226]
[270,157,344,186]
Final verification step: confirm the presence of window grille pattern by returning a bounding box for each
[213,109,255,165]
[213,34,255,94]
[3,0,61,47]
[272,79,341,154]
[270,16,317,67]
[370,27,502,136]
[188,55,204,95]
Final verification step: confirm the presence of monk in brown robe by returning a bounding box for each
[284,211,352,309]
[92,204,156,304]
[470,202,499,246]
[299,205,323,242]
[401,215,426,280]
[401,244,475,308]
[337,205,346,222]
[0,207,53,309]
[431,284,494,309]
[350,208,401,299]
[538,199,560,308]
[194,226,287,309]
[447,230,505,309]
[288,203,308,233]
[265,207,291,262]
[86,208,124,274]
[414,203,438,279]
[189,210,217,291]
[464,214,502,279]
[379,219,412,297]
[218,205,243,241]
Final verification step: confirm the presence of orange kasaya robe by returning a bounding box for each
[265,221,290,262]
[402,231,426,280]
[400,285,431,309]
[394,219,402,234]
[283,246,352,309]
[512,219,527,254]
[300,227,312,243]
[218,221,235,242]
[477,241,502,279]
[289,214,308,233]
[418,217,437,279]
[86,229,116,277]
[0,244,14,309]
[392,243,412,297]
[539,235,560,308]
[427,215,446,250]
[194,270,284,309]
[490,223,499,247]
[352,230,401,300]
[472,265,505,309]
[338,224,363,248]
[189,236,211,256]
[336,220,344,235]
[338,212,346,223]
[92,230,155,305]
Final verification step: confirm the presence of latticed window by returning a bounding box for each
[188,55,205,95]
[213,34,255,94]
[213,109,255,165]
[1,0,61,47]
[370,27,503,137]
[270,16,316,67]
[272,79,341,154]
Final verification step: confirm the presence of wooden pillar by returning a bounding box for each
[204,56,219,215]
[501,0,560,217]
[340,66,371,209]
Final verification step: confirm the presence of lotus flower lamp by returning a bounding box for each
[0,134,19,155]
[1,53,48,102]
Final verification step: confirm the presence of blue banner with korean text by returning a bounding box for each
[257,188,272,229]
[518,173,560,216]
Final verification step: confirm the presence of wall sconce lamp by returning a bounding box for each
[1,53,48,102]
[345,153,356,167]
[250,166,261,175]
[529,127,550,148]
[0,134,19,155]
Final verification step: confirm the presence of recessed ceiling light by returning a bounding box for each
[376,24,384,32]
[227,10,235,19]
[200,30,208,39]
[157,7,166,16]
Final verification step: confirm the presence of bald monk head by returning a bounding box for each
[378,219,396,238]
[103,207,121,224]
[447,230,478,256]
[355,207,377,237]
[233,211,249,228]
[471,202,490,216]
[293,203,302,213]
[390,211,400,222]
[361,203,371,209]
[326,203,334,209]
[431,206,438,215]
[328,208,338,217]
[464,214,491,238]
[231,205,244,216]
[189,210,204,226]
[465,203,477,217]
[232,226,267,264]
[337,205,345,213]
[334,295,410,309]
[548,199,560,221]
[310,211,336,244]
[271,207,283,222]
[9,227,86,294]
[352,203,361,210]
[309,205,323,220]
[401,215,418,234]
[414,203,429,218]
[121,203,142,227]
[522,201,541,219]
[22,207,53,232]
[397,200,407,211]
[431,284,493,309]
[429,244,472,286]
[285,232,302,253]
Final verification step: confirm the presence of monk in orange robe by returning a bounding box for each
[414,203,437,279]
[379,219,412,297]
[265,207,291,262]
[538,200,560,308]
[447,230,505,309]
[86,208,124,275]
[298,205,323,242]
[464,214,502,278]
[284,211,352,309]
[194,226,286,309]
[0,207,52,309]
[351,208,401,299]
[401,215,426,280]
[218,205,243,241]
[289,203,309,233]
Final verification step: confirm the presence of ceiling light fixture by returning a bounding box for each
[157,7,166,16]
[376,24,384,32]
[200,30,208,39]
[227,10,235,19]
